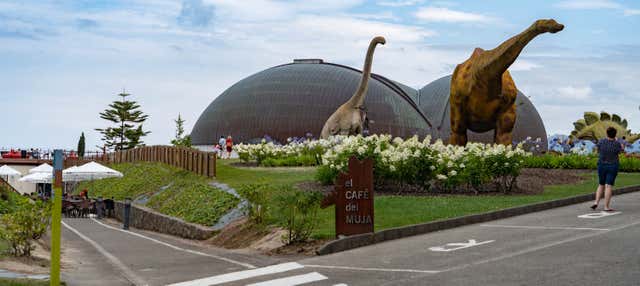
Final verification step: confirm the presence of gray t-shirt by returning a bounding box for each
[597,138,623,164]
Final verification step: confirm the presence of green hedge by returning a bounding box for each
[524,154,640,171]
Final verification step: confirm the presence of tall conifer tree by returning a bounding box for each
[95,91,150,151]
[77,132,86,158]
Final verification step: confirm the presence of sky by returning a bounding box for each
[1,0,639,150]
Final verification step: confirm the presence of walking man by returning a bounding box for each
[591,127,625,211]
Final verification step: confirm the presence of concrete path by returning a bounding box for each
[63,190,640,285]
[61,218,281,286]
[294,190,640,286]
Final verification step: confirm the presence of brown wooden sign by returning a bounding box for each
[335,156,374,237]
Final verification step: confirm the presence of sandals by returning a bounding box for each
[604,209,616,212]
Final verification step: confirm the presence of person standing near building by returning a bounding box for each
[591,127,625,211]
[225,136,233,159]
[218,136,226,158]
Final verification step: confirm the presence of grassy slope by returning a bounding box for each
[78,162,238,226]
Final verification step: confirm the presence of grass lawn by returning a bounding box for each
[78,162,238,226]
[216,160,316,189]
[0,278,65,286]
[312,172,640,238]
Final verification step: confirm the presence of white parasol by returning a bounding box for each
[63,161,123,181]
[0,165,21,177]
[29,163,53,174]
[19,172,52,184]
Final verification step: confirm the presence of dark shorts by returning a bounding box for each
[226,146,232,152]
[597,163,619,186]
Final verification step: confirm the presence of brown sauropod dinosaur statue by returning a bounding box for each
[449,19,564,146]
[320,36,386,139]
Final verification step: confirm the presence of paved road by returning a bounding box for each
[63,191,640,286]
[61,218,281,286]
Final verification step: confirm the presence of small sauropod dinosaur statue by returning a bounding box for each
[320,36,386,139]
[449,19,564,146]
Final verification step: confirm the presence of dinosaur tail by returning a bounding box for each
[349,36,386,108]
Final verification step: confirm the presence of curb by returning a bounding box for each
[316,184,640,255]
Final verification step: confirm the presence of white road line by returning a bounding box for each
[247,272,328,286]
[303,264,441,274]
[480,224,610,231]
[62,221,148,286]
[90,218,255,269]
[167,262,304,286]
[439,220,640,274]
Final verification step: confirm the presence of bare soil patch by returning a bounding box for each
[265,239,331,258]
[0,240,50,274]
[207,218,271,249]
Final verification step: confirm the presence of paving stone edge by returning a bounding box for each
[316,184,640,255]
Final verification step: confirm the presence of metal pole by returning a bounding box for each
[123,197,131,230]
[50,150,63,286]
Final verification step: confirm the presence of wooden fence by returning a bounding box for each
[107,146,216,178]
[0,177,19,194]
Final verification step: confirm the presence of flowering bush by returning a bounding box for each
[319,135,531,193]
[235,137,337,166]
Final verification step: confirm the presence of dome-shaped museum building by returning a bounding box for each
[191,59,547,149]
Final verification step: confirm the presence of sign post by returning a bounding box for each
[334,156,374,237]
[50,150,63,286]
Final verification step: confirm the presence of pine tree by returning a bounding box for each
[77,132,86,158]
[95,91,150,151]
[171,114,192,147]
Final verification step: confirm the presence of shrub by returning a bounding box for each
[315,165,339,185]
[0,200,51,257]
[271,186,323,244]
[237,184,275,224]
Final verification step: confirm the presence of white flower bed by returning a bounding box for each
[236,134,532,192]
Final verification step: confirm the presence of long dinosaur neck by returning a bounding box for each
[347,39,382,108]
[476,24,543,78]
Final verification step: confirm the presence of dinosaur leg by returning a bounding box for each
[495,105,516,145]
[495,71,518,145]
[449,103,468,146]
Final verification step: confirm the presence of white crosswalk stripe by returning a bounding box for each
[247,272,327,286]
[168,262,344,286]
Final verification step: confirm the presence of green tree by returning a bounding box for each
[95,91,150,151]
[170,114,192,147]
[77,132,86,158]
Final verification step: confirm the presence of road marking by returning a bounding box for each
[167,262,304,286]
[90,218,255,269]
[578,211,621,219]
[247,272,327,286]
[429,239,494,252]
[62,221,148,286]
[480,224,610,231]
[440,219,640,273]
[303,264,441,274]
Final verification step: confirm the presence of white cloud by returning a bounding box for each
[554,0,621,10]
[556,86,593,100]
[414,7,495,23]
[377,0,423,7]
[624,9,640,16]
[510,60,542,71]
